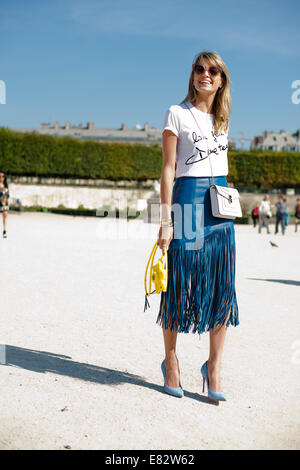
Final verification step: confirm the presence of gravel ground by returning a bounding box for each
[0,212,299,450]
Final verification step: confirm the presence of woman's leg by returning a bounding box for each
[281,215,285,234]
[207,312,231,392]
[162,327,181,388]
[258,215,263,233]
[3,211,7,232]
[265,216,270,233]
[275,215,279,234]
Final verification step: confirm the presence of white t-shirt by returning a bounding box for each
[163,101,229,178]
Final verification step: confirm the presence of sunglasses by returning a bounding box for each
[193,64,222,76]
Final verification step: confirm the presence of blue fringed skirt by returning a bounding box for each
[157,175,239,335]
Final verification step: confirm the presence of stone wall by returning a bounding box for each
[237,193,299,214]
[8,183,154,212]
[7,182,300,215]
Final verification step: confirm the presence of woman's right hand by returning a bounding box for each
[157,226,173,254]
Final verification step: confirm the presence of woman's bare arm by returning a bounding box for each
[157,130,177,252]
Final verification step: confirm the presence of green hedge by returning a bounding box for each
[1,128,300,189]
[227,149,300,190]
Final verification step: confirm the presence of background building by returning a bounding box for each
[11,121,237,148]
[11,122,162,145]
[251,129,300,152]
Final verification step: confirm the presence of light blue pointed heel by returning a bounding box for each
[201,361,226,403]
[161,360,184,398]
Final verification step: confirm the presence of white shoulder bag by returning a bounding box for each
[186,104,242,220]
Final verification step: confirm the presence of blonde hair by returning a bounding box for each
[181,51,231,134]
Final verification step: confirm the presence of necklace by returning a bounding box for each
[193,103,213,115]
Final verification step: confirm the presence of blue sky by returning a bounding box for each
[1,0,300,148]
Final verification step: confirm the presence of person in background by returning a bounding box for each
[283,197,290,227]
[295,198,300,233]
[274,195,286,235]
[0,171,9,238]
[251,203,259,228]
[258,195,273,234]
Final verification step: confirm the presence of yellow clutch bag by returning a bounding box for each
[144,241,168,312]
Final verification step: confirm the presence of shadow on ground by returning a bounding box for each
[1,344,212,404]
[248,278,300,286]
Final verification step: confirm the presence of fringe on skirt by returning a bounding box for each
[156,176,239,335]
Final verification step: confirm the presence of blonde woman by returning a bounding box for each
[157,51,239,403]
[0,171,9,238]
